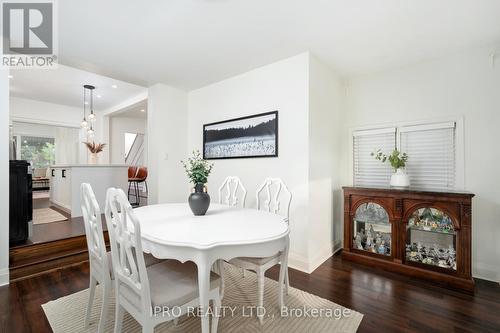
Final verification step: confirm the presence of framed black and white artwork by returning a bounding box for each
[203,111,278,160]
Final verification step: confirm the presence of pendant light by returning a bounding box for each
[82,84,96,137]
[88,85,96,122]
[81,86,88,129]
[87,125,95,138]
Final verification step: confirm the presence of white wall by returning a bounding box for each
[0,70,10,286]
[188,53,337,272]
[10,96,83,127]
[308,55,343,269]
[342,45,500,282]
[147,84,188,204]
[109,116,146,164]
[98,93,148,164]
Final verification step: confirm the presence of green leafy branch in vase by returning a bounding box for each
[181,150,214,184]
[371,149,408,171]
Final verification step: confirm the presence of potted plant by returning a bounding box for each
[371,149,410,188]
[181,150,214,215]
[83,141,106,165]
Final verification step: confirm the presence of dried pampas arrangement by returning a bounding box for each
[83,141,106,153]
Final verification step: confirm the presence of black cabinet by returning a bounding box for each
[9,160,32,244]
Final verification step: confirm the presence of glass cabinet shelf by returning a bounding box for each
[406,207,456,270]
[407,226,455,235]
[353,203,391,256]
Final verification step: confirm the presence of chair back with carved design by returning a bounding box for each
[256,178,292,222]
[81,183,110,279]
[218,176,247,208]
[105,187,151,313]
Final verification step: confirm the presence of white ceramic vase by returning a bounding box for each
[88,153,98,165]
[390,168,410,188]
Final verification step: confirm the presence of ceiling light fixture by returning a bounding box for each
[81,86,88,129]
[111,84,117,89]
[82,84,97,135]
[140,109,145,112]
[88,86,96,122]
[8,74,13,79]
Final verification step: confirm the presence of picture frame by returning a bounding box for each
[203,111,278,160]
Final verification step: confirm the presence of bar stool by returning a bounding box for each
[128,166,148,206]
[127,166,138,203]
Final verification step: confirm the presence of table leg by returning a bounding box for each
[197,259,211,333]
[279,237,290,309]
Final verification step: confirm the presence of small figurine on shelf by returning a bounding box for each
[422,257,434,265]
[438,259,448,268]
[366,235,373,249]
[366,225,373,239]
[377,241,386,255]
[417,242,423,253]
[423,218,431,231]
[355,234,363,250]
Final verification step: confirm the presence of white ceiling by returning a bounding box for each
[58,0,500,90]
[110,100,147,119]
[9,64,147,110]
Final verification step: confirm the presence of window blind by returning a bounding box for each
[399,122,456,190]
[353,128,396,187]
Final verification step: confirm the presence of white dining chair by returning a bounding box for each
[229,178,292,324]
[81,183,112,333]
[218,176,247,208]
[216,176,248,297]
[81,183,162,332]
[105,188,222,333]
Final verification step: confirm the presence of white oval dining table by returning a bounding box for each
[134,203,290,333]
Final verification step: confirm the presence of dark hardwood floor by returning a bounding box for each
[1,253,500,333]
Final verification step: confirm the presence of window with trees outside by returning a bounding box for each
[19,136,55,168]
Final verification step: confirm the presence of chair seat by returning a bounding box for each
[121,260,220,308]
[231,252,281,266]
[128,177,146,182]
[106,252,162,277]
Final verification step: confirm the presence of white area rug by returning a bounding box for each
[33,208,68,224]
[42,264,363,332]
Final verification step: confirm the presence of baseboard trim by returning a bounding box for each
[288,243,336,274]
[308,246,334,273]
[474,261,499,283]
[288,253,310,273]
[49,200,71,214]
[0,268,9,286]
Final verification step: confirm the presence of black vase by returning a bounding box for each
[188,183,210,216]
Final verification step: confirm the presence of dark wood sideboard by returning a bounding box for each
[342,186,474,292]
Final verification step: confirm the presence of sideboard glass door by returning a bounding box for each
[353,202,391,256]
[405,207,457,271]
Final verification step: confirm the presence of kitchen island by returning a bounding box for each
[50,164,128,217]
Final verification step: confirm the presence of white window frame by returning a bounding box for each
[348,116,465,190]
